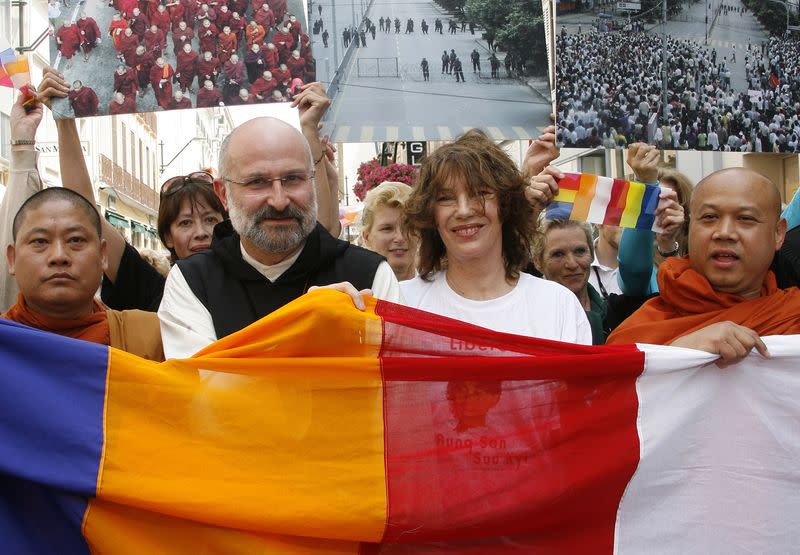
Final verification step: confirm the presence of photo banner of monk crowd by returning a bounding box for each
[314,0,554,142]
[49,0,316,118]
[555,1,800,152]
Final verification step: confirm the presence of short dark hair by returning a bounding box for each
[13,188,101,242]
[403,129,534,281]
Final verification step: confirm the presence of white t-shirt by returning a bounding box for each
[400,271,592,345]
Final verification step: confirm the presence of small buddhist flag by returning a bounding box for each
[546,173,664,231]
[0,49,31,89]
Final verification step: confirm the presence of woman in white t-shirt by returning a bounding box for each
[400,130,592,345]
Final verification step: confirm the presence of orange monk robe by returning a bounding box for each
[245,23,265,48]
[218,31,238,63]
[3,296,163,362]
[109,18,129,50]
[606,257,800,346]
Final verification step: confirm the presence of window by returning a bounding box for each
[145,146,150,187]
[139,139,143,182]
[121,123,127,169]
[130,131,135,177]
[0,113,10,160]
[112,118,118,163]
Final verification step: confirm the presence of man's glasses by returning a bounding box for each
[221,172,315,190]
[160,171,215,198]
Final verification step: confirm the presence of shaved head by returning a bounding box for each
[688,167,787,299]
[217,117,312,179]
[693,168,782,219]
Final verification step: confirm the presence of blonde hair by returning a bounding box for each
[532,219,594,270]
[361,181,413,235]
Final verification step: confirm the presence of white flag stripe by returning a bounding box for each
[587,175,615,224]
[614,336,800,554]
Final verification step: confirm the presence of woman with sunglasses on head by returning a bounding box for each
[44,67,340,312]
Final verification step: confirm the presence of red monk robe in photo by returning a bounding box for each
[250,73,277,100]
[117,29,140,62]
[197,53,220,82]
[144,25,166,57]
[151,5,171,34]
[222,57,245,102]
[146,0,162,20]
[175,47,199,90]
[271,26,294,62]
[77,16,101,59]
[56,23,82,63]
[119,0,138,17]
[271,65,290,84]
[269,0,287,23]
[218,29,238,63]
[114,67,139,97]
[108,94,137,115]
[166,95,193,109]
[229,14,245,42]
[198,21,219,54]
[216,6,233,30]
[131,49,156,90]
[286,52,305,79]
[68,85,99,117]
[172,24,194,54]
[250,0,266,13]
[168,2,186,31]
[263,42,279,69]
[254,5,274,30]
[128,9,149,39]
[149,61,174,107]
[179,0,199,24]
[196,83,224,107]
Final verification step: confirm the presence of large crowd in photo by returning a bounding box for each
[50,0,317,116]
[557,29,800,152]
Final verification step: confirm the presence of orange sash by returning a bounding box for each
[2,294,110,345]
[607,257,800,345]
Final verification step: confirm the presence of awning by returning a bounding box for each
[105,212,130,229]
[132,222,148,234]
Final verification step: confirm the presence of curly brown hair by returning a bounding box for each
[403,129,534,281]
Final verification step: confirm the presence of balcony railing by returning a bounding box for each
[99,154,158,211]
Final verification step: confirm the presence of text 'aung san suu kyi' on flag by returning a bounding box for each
[546,173,666,231]
[0,290,798,554]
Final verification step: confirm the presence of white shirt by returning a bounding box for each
[588,245,623,297]
[159,241,401,359]
[400,271,592,345]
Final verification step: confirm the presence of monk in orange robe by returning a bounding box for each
[245,20,265,48]
[608,168,800,365]
[108,13,129,51]
[218,26,238,63]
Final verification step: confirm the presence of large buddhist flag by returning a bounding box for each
[547,173,664,231]
[0,49,30,89]
[0,290,798,553]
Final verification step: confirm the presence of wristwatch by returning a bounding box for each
[10,139,35,146]
[657,241,680,257]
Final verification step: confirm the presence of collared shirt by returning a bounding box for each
[159,241,401,359]
[588,242,623,298]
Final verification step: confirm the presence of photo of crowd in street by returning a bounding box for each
[556,0,800,152]
[48,0,316,117]
[310,0,553,141]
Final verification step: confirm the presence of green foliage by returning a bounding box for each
[465,0,546,75]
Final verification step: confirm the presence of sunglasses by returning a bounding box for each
[160,171,215,198]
